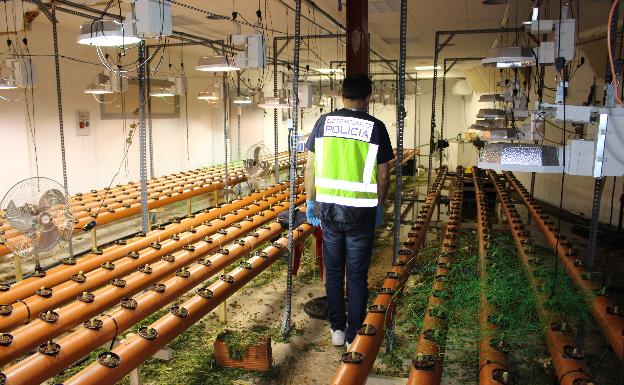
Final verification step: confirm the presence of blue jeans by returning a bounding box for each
[322,220,375,343]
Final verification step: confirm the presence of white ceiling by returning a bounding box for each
[49,0,613,78]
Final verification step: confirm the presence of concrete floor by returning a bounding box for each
[9,175,623,385]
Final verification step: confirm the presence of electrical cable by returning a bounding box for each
[550,0,567,298]
[608,0,624,108]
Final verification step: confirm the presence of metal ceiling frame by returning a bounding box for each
[426,27,524,191]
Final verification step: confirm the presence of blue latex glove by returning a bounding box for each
[306,200,320,226]
[375,205,384,228]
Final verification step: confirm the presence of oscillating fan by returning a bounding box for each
[243,143,273,191]
[0,177,74,270]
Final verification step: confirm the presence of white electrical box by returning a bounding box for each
[232,34,267,69]
[5,58,37,88]
[565,140,594,176]
[134,0,172,38]
[602,111,624,176]
[76,111,91,136]
[110,73,128,92]
[287,82,313,108]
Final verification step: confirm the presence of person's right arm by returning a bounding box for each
[304,151,316,201]
[377,161,390,205]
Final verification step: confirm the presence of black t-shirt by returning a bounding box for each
[305,108,395,224]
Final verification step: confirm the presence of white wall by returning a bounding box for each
[0,18,276,198]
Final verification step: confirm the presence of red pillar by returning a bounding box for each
[346,0,368,76]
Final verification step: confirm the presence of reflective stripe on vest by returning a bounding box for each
[314,116,379,208]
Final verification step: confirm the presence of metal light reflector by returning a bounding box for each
[471,119,507,130]
[477,108,507,119]
[76,19,141,47]
[197,90,220,101]
[196,56,239,72]
[478,142,563,173]
[84,73,113,94]
[480,129,518,141]
[482,47,536,68]
[232,96,252,104]
[258,96,290,109]
[150,79,176,97]
[150,88,175,97]
[479,93,507,103]
[0,77,17,89]
[314,68,343,74]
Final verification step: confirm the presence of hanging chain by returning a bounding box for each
[387,0,408,353]
[223,73,230,202]
[146,46,155,179]
[273,37,280,184]
[51,2,73,258]
[427,33,440,192]
[281,0,302,339]
[137,41,149,234]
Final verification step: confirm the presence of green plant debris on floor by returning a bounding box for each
[373,230,601,385]
[217,327,271,360]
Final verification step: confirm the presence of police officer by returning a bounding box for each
[304,74,394,347]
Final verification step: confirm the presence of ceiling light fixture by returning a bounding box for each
[84,73,113,94]
[196,56,240,72]
[482,47,535,68]
[76,19,141,47]
[197,90,220,101]
[0,77,17,90]
[478,142,563,173]
[258,96,290,109]
[414,65,442,71]
[150,78,177,97]
[233,96,252,104]
[479,94,508,103]
[150,89,175,97]
[84,82,113,95]
[314,68,343,74]
[477,108,507,119]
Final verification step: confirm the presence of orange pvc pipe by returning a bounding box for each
[331,165,448,385]
[1,222,301,385]
[0,194,303,364]
[489,170,593,385]
[406,167,465,385]
[0,182,293,307]
[0,187,302,332]
[472,168,511,385]
[61,224,314,385]
[0,153,298,256]
[505,172,624,361]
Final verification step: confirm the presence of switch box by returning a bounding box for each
[77,111,91,136]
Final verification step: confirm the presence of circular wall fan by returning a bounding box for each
[0,177,74,266]
[243,143,273,191]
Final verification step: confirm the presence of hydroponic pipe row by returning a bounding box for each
[406,166,465,385]
[0,153,299,256]
[0,192,304,365]
[331,165,448,385]
[0,181,298,309]
[1,219,302,385]
[1,152,292,226]
[61,224,314,385]
[488,170,594,385]
[472,168,512,385]
[504,171,624,361]
[0,186,302,334]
